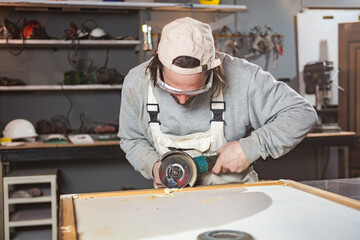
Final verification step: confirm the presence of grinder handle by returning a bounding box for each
[193,154,219,174]
[205,155,219,171]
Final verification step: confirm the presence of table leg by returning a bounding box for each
[1,156,4,240]
[337,146,350,178]
[0,156,10,240]
[316,147,322,180]
[342,146,349,178]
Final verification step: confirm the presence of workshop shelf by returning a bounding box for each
[0,0,246,13]
[9,205,52,227]
[0,84,123,91]
[11,227,52,240]
[3,169,58,240]
[0,39,141,48]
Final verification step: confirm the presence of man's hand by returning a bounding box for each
[212,141,250,174]
[152,161,164,188]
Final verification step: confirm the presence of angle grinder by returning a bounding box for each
[158,150,219,188]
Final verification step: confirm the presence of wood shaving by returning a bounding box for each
[164,188,179,194]
[146,195,159,200]
[122,198,137,202]
[201,197,223,203]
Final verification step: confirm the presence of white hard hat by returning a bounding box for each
[3,119,38,140]
[90,27,107,39]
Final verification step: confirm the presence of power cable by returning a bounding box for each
[59,83,73,131]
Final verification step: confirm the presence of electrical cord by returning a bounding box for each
[4,17,26,56]
[79,112,90,133]
[7,37,24,56]
[65,19,100,73]
[67,38,94,72]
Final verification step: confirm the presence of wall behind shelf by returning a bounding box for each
[1,0,303,130]
[1,48,138,85]
[0,8,139,130]
[0,91,121,132]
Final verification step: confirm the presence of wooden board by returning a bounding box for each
[59,180,360,240]
[0,131,354,150]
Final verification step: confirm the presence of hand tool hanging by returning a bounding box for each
[273,34,284,69]
[214,25,244,56]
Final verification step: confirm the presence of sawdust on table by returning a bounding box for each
[201,197,223,203]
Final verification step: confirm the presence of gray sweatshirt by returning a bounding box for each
[118,53,317,180]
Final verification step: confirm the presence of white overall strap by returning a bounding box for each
[147,80,171,155]
[210,87,225,123]
[208,86,226,154]
[147,81,161,125]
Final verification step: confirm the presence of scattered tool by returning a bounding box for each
[158,150,219,188]
[197,230,254,240]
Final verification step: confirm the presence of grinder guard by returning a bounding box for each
[159,151,197,188]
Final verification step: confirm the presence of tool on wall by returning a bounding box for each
[36,115,69,134]
[215,25,244,56]
[273,34,284,69]
[63,19,97,40]
[158,150,219,188]
[63,19,123,85]
[303,60,341,132]
[22,19,49,39]
[213,25,284,70]
[0,76,25,86]
[0,17,25,56]
[0,18,22,39]
[250,25,273,54]
[142,24,152,51]
[63,20,111,41]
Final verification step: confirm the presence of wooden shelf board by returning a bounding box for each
[0,39,140,48]
[9,208,52,227]
[0,84,122,91]
[8,196,53,204]
[0,1,246,13]
[11,228,52,240]
[9,219,53,227]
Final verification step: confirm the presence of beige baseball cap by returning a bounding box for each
[158,17,221,74]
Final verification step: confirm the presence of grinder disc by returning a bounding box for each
[159,151,197,188]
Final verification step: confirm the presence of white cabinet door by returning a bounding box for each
[297,9,360,105]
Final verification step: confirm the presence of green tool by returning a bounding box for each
[193,154,219,174]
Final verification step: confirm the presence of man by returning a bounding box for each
[118,17,317,188]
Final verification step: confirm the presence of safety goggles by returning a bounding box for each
[156,68,213,96]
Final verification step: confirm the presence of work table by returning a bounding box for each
[302,178,360,201]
